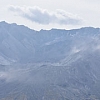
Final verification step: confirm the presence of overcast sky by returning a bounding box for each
[0,0,100,30]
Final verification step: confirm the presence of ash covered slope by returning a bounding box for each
[0,21,100,64]
[0,21,100,100]
[0,21,74,63]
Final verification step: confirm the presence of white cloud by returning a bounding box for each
[8,5,82,25]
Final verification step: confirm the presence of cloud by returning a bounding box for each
[0,68,30,83]
[8,5,82,25]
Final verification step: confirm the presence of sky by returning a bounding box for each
[0,0,100,30]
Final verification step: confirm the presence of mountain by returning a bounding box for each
[0,21,100,100]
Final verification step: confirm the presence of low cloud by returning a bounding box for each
[8,5,82,25]
[0,68,30,83]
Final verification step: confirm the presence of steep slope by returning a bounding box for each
[0,21,100,99]
[1,21,100,64]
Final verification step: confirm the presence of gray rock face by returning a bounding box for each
[0,21,100,100]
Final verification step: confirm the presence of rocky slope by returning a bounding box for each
[0,21,100,100]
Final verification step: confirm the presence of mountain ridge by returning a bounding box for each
[0,21,100,65]
[0,21,100,100]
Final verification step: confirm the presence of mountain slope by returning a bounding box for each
[0,21,100,100]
